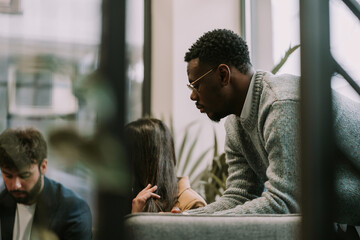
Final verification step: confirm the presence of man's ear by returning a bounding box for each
[40,159,47,175]
[218,64,231,86]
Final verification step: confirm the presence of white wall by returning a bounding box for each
[152,0,241,178]
[151,0,174,122]
[250,0,274,71]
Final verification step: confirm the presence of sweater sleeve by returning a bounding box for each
[186,116,265,214]
[188,101,301,215]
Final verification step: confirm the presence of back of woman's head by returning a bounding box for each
[124,118,178,212]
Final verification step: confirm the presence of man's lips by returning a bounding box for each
[10,191,26,198]
[196,103,205,113]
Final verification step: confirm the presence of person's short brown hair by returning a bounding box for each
[0,127,47,170]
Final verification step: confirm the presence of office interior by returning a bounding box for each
[0,0,359,239]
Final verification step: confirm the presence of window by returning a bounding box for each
[330,0,360,102]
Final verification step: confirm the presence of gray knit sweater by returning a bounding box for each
[187,71,360,224]
[332,90,360,225]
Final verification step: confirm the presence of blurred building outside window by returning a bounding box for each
[0,0,102,227]
[125,0,144,123]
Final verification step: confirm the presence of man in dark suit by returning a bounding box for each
[0,127,92,240]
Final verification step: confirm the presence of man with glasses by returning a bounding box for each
[182,29,360,235]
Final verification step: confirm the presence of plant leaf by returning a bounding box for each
[271,44,300,74]
[180,132,200,176]
[176,120,197,174]
[203,182,222,202]
[213,127,218,157]
[209,172,226,190]
[186,146,212,179]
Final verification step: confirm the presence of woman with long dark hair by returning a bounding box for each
[124,118,206,213]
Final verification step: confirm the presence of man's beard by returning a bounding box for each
[9,175,43,204]
[208,111,225,123]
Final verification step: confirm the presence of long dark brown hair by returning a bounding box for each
[124,118,178,212]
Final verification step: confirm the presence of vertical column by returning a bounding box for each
[143,0,152,117]
[0,82,7,132]
[97,0,130,239]
[300,0,335,239]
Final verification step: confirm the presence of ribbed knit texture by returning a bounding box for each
[187,71,360,223]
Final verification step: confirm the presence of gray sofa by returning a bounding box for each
[124,213,301,240]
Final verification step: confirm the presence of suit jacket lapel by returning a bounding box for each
[0,191,16,240]
[32,177,54,235]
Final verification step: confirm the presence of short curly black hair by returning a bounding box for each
[184,29,251,74]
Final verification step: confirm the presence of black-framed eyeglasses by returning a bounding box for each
[187,67,215,93]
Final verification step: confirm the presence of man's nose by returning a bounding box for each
[10,177,22,190]
[190,90,198,101]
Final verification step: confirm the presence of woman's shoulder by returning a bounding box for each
[176,176,207,212]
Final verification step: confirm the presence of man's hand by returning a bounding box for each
[171,207,182,213]
[158,207,182,214]
[131,184,160,213]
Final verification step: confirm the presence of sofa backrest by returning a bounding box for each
[125,213,301,240]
